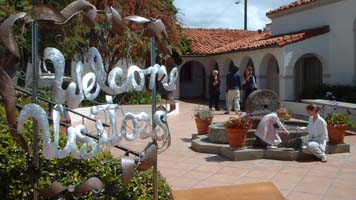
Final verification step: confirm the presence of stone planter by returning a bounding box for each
[195,118,213,135]
[327,125,346,144]
[226,128,248,148]
[208,122,229,144]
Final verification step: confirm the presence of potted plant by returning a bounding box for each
[325,113,355,144]
[194,109,214,134]
[224,116,253,148]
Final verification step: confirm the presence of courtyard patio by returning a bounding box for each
[154,100,356,200]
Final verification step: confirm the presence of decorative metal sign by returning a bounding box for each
[17,47,176,160]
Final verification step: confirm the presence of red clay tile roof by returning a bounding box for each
[183,29,261,56]
[267,0,319,16]
[183,26,329,56]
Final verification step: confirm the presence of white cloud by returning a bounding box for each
[174,0,296,30]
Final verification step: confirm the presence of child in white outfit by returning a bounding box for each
[298,104,328,162]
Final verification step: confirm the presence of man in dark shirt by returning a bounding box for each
[225,65,242,114]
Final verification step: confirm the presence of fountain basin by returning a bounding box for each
[194,89,351,161]
[192,134,350,161]
[208,120,309,148]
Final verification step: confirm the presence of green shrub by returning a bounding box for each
[81,89,162,107]
[18,86,161,107]
[124,90,160,105]
[194,109,214,120]
[301,84,356,103]
[0,105,172,200]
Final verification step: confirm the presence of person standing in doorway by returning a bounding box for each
[225,65,242,114]
[242,66,257,110]
[209,70,220,111]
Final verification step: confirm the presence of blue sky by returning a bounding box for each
[173,0,296,30]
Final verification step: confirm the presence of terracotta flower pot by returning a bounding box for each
[226,128,248,148]
[195,118,213,135]
[327,125,346,144]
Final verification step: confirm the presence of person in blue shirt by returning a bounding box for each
[225,65,242,114]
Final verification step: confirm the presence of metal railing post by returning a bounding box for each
[31,20,39,200]
[150,36,159,200]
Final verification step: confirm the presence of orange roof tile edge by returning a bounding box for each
[266,0,319,16]
[183,26,330,56]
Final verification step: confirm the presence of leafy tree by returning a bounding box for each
[0,0,189,70]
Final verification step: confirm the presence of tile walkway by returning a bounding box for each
[160,100,356,200]
[80,100,356,200]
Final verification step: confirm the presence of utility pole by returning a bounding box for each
[236,0,248,30]
[244,0,247,30]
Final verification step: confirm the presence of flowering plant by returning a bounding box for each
[324,91,356,127]
[224,116,253,129]
[325,113,356,127]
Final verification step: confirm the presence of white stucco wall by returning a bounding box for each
[270,0,356,86]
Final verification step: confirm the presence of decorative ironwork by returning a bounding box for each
[38,177,104,198]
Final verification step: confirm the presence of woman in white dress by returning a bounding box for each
[298,104,328,162]
[255,108,291,149]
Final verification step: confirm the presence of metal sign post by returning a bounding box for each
[31,20,39,200]
[150,36,159,200]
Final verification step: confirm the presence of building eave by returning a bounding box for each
[266,0,342,19]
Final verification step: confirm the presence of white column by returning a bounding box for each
[353,24,356,84]
[280,75,294,101]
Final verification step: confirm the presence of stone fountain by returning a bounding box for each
[191,90,350,161]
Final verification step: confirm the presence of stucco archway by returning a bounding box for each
[260,54,280,94]
[179,61,206,98]
[208,59,220,73]
[294,54,323,100]
[240,56,255,76]
[223,58,236,74]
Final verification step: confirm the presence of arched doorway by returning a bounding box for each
[261,54,280,94]
[240,56,255,76]
[179,61,206,98]
[294,54,323,100]
[223,59,235,74]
